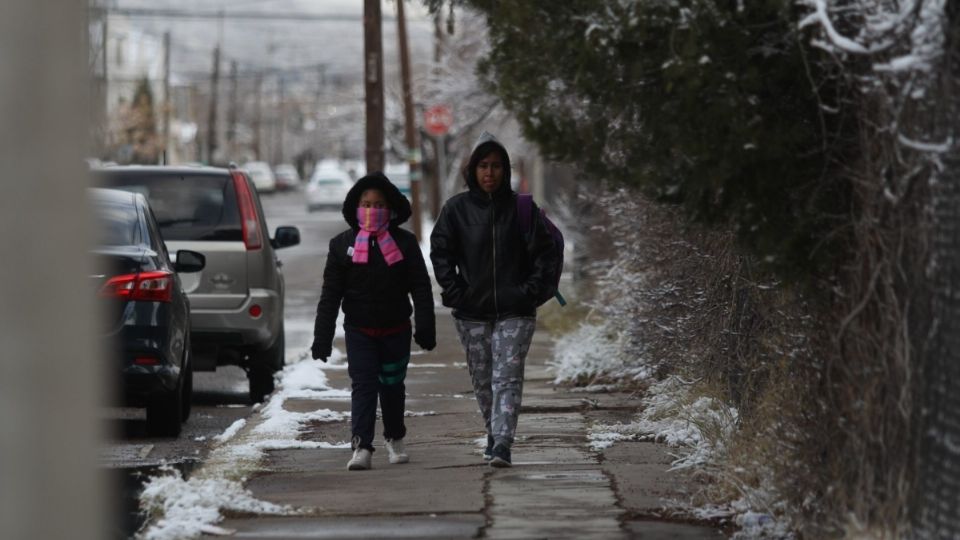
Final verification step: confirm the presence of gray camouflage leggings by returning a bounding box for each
[454,317,536,448]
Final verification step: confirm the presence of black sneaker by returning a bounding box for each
[483,435,495,461]
[489,444,511,468]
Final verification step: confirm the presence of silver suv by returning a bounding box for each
[98,165,299,402]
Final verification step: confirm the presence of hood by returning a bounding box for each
[464,131,512,198]
[342,171,412,229]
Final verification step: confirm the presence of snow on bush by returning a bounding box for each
[588,376,738,470]
[548,321,633,384]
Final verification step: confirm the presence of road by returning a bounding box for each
[102,187,343,537]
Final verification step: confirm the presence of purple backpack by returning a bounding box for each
[517,193,567,306]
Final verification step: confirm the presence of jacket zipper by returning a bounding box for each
[491,193,499,318]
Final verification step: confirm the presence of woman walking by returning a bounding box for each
[312,172,435,470]
[430,133,559,467]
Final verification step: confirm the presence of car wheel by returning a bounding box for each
[181,358,193,422]
[146,376,183,437]
[248,366,274,403]
[248,329,283,403]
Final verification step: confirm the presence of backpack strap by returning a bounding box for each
[516,193,534,236]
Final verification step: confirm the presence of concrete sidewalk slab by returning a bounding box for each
[206,311,726,538]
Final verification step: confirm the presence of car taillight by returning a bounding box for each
[232,171,263,250]
[99,271,174,303]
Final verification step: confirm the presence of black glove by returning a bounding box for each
[311,340,330,362]
[414,331,436,351]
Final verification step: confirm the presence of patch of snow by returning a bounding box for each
[138,352,351,539]
[548,321,637,383]
[587,431,635,451]
[568,384,618,393]
[138,468,296,540]
[587,376,738,469]
[213,419,246,444]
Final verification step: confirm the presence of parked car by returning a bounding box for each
[306,165,354,212]
[273,163,301,191]
[242,161,277,193]
[90,187,206,436]
[384,162,411,197]
[96,165,300,402]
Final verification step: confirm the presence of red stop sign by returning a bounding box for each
[424,105,453,137]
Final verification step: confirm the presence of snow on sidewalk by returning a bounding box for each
[137,356,351,540]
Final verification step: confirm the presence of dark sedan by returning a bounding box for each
[90,188,205,437]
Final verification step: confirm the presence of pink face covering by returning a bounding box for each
[353,207,404,266]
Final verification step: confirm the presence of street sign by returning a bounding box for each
[424,104,453,137]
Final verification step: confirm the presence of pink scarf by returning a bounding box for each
[353,207,404,266]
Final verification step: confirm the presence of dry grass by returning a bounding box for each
[570,168,928,536]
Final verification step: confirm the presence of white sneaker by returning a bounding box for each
[385,438,409,464]
[347,448,372,470]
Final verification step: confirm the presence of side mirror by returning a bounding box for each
[272,226,300,249]
[174,250,206,273]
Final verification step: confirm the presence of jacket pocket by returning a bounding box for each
[502,283,534,313]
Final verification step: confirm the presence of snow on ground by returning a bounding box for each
[587,376,737,468]
[137,356,350,540]
[138,468,295,540]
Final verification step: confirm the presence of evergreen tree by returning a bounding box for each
[428,0,857,275]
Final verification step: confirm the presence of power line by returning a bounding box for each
[93,6,409,22]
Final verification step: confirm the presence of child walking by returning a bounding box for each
[312,172,435,470]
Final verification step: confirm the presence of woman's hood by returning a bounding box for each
[342,171,412,229]
[464,131,512,198]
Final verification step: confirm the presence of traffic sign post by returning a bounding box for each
[424,105,452,218]
[424,104,452,138]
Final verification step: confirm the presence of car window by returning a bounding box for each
[142,202,172,266]
[92,198,142,247]
[102,173,242,241]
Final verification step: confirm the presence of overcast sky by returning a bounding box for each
[108,0,437,83]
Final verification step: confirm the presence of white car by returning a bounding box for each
[306,166,354,212]
[242,161,277,193]
[273,163,301,191]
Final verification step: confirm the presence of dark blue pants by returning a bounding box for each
[344,326,411,451]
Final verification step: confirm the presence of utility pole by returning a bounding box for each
[363,0,384,172]
[315,64,326,104]
[227,60,237,159]
[434,8,443,64]
[190,84,202,162]
[207,45,220,164]
[101,11,109,155]
[430,9,445,218]
[2,1,103,538]
[277,75,285,165]
[396,0,421,238]
[162,31,171,164]
[253,73,262,160]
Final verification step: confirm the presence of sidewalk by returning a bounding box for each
[205,310,724,539]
